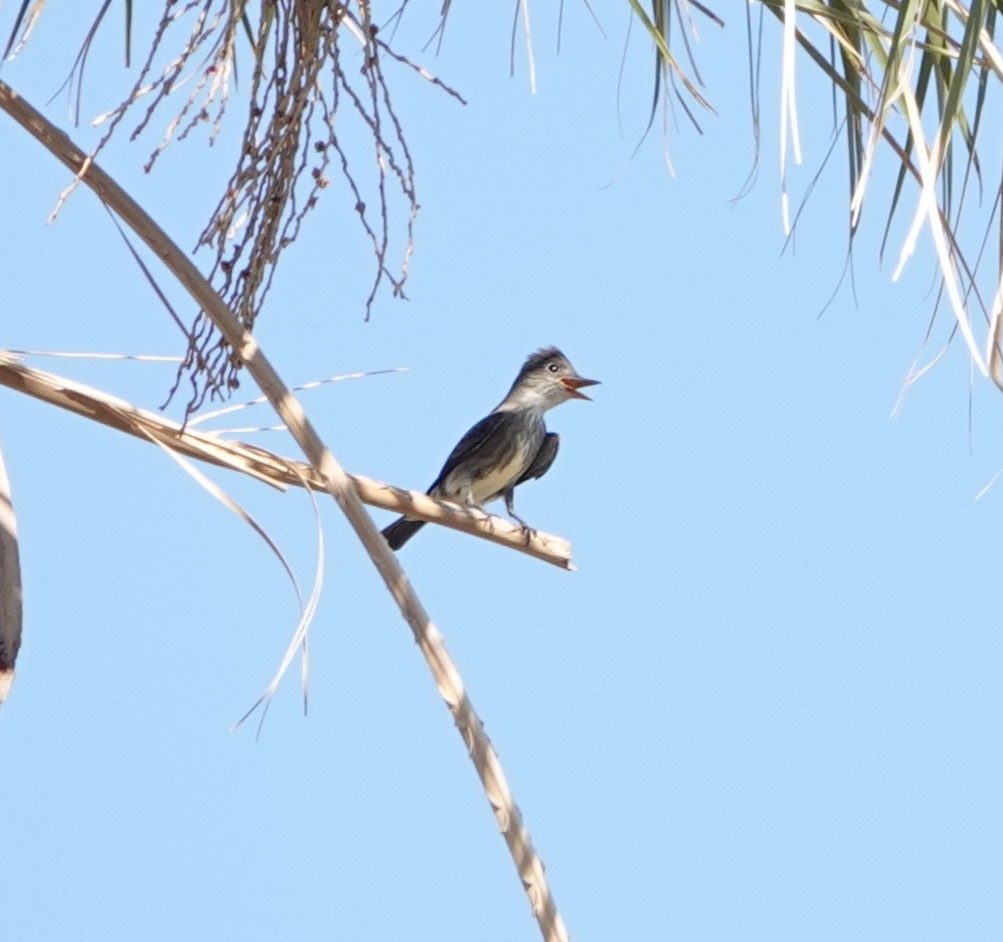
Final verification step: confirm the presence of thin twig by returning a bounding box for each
[0,352,574,570]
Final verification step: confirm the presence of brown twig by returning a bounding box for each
[0,352,574,570]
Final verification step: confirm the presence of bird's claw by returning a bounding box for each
[507,512,537,544]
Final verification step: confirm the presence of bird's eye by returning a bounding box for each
[547,362,560,373]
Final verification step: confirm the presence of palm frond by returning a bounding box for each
[639,0,1003,389]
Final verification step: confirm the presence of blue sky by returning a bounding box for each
[3,5,1002,941]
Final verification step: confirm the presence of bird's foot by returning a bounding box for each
[506,511,537,544]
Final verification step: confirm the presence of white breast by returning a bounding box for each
[468,451,530,505]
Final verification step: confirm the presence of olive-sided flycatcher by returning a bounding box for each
[382,346,598,549]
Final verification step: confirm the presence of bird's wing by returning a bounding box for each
[429,411,518,491]
[515,431,559,485]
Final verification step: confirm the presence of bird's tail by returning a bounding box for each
[381,516,426,550]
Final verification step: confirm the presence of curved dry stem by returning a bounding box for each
[0,80,570,942]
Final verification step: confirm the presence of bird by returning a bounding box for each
[382,346,599,550]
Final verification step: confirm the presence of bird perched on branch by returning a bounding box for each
[382,346,599,550]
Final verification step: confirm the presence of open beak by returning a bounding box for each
[560,376,601,401]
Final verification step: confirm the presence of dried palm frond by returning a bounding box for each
[11,2,462,414]
[0,437,22,706]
